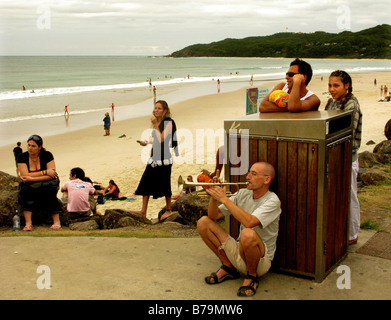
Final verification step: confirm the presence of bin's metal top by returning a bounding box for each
[224,110,353,140]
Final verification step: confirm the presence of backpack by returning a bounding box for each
[97,195,106,204]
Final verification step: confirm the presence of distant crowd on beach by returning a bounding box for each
[22,85,35,93]
[378,83,390,102]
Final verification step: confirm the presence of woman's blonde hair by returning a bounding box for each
[156,100,171,119]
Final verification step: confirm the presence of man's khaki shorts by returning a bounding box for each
[219,235,271,277]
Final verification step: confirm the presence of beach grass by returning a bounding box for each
[0,228,199,239]
[359,163,391,231]
[0,224,200,238]
[360,219,383,232]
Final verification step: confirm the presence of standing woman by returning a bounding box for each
[17,135,62,231]
[325,70,363,245]
[132,100,178,220]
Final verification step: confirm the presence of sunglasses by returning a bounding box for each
[286,72,299,77]
[28,135,43,145]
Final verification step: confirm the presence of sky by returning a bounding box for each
[0,0,390,56]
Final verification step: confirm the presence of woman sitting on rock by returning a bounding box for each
[17,135,62,231]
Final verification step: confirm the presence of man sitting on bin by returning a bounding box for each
[259,58,320,113]
[197,162,281,297]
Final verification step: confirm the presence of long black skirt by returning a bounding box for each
[135,164,172,199]
[18,179,62,214]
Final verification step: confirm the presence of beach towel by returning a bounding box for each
[269,90,289,108]
[110,197,137,202]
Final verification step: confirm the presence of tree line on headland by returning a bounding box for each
[170,24,391,59]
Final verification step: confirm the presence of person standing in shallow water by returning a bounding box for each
[325,70,363,245]
[131,100,178,221]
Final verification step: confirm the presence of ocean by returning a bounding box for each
[0,56,390,146]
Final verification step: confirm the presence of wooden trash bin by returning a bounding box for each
[223,110,353,282]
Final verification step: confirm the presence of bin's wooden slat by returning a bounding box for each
[296,142,308,272]
[326,144,339,271]
[276,141,288,268]
[306,143,318,274]
[258,140,268,163]
[229,136,240,239]
[286,142,298,270]
[335,140,351,262]
[340,141,351,255]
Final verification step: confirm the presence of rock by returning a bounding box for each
[358,167,366,182]
[161,193,209,225]
[61,212,91,227]
[374,153,391,164]
[122,210,152,224]
[358,151,379,168]
[366,140,376,145]
[385,119,391,140]
[358,139,391,170]
[0,171,22,226]
[101,209,151,229]
[361,168,387,186]
[69,220,99,231]
[118,216,142,227]
[0,171,66,226]
[358,150,391,168]
[163,211,189,225]
[373,140,391,154]
[0,190,20,226]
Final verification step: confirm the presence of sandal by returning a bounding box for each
[22,225,33,231]
[205,264,240,285]
[237,272,259,297]
[49,225,61,230]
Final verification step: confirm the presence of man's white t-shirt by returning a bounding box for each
[218,189,281,261]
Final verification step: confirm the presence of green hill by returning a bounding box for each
[170,24,391,59]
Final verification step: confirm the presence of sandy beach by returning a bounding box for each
[1,70,391,302]
[0,71,389,220]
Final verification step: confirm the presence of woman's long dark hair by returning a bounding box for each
[109,179,120,193]
[330,70,353,110]
[28,134,46,152]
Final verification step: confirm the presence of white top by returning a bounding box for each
[283,83,315,100]
[219,189,281,261]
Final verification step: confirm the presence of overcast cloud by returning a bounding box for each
[0,0,389,55]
